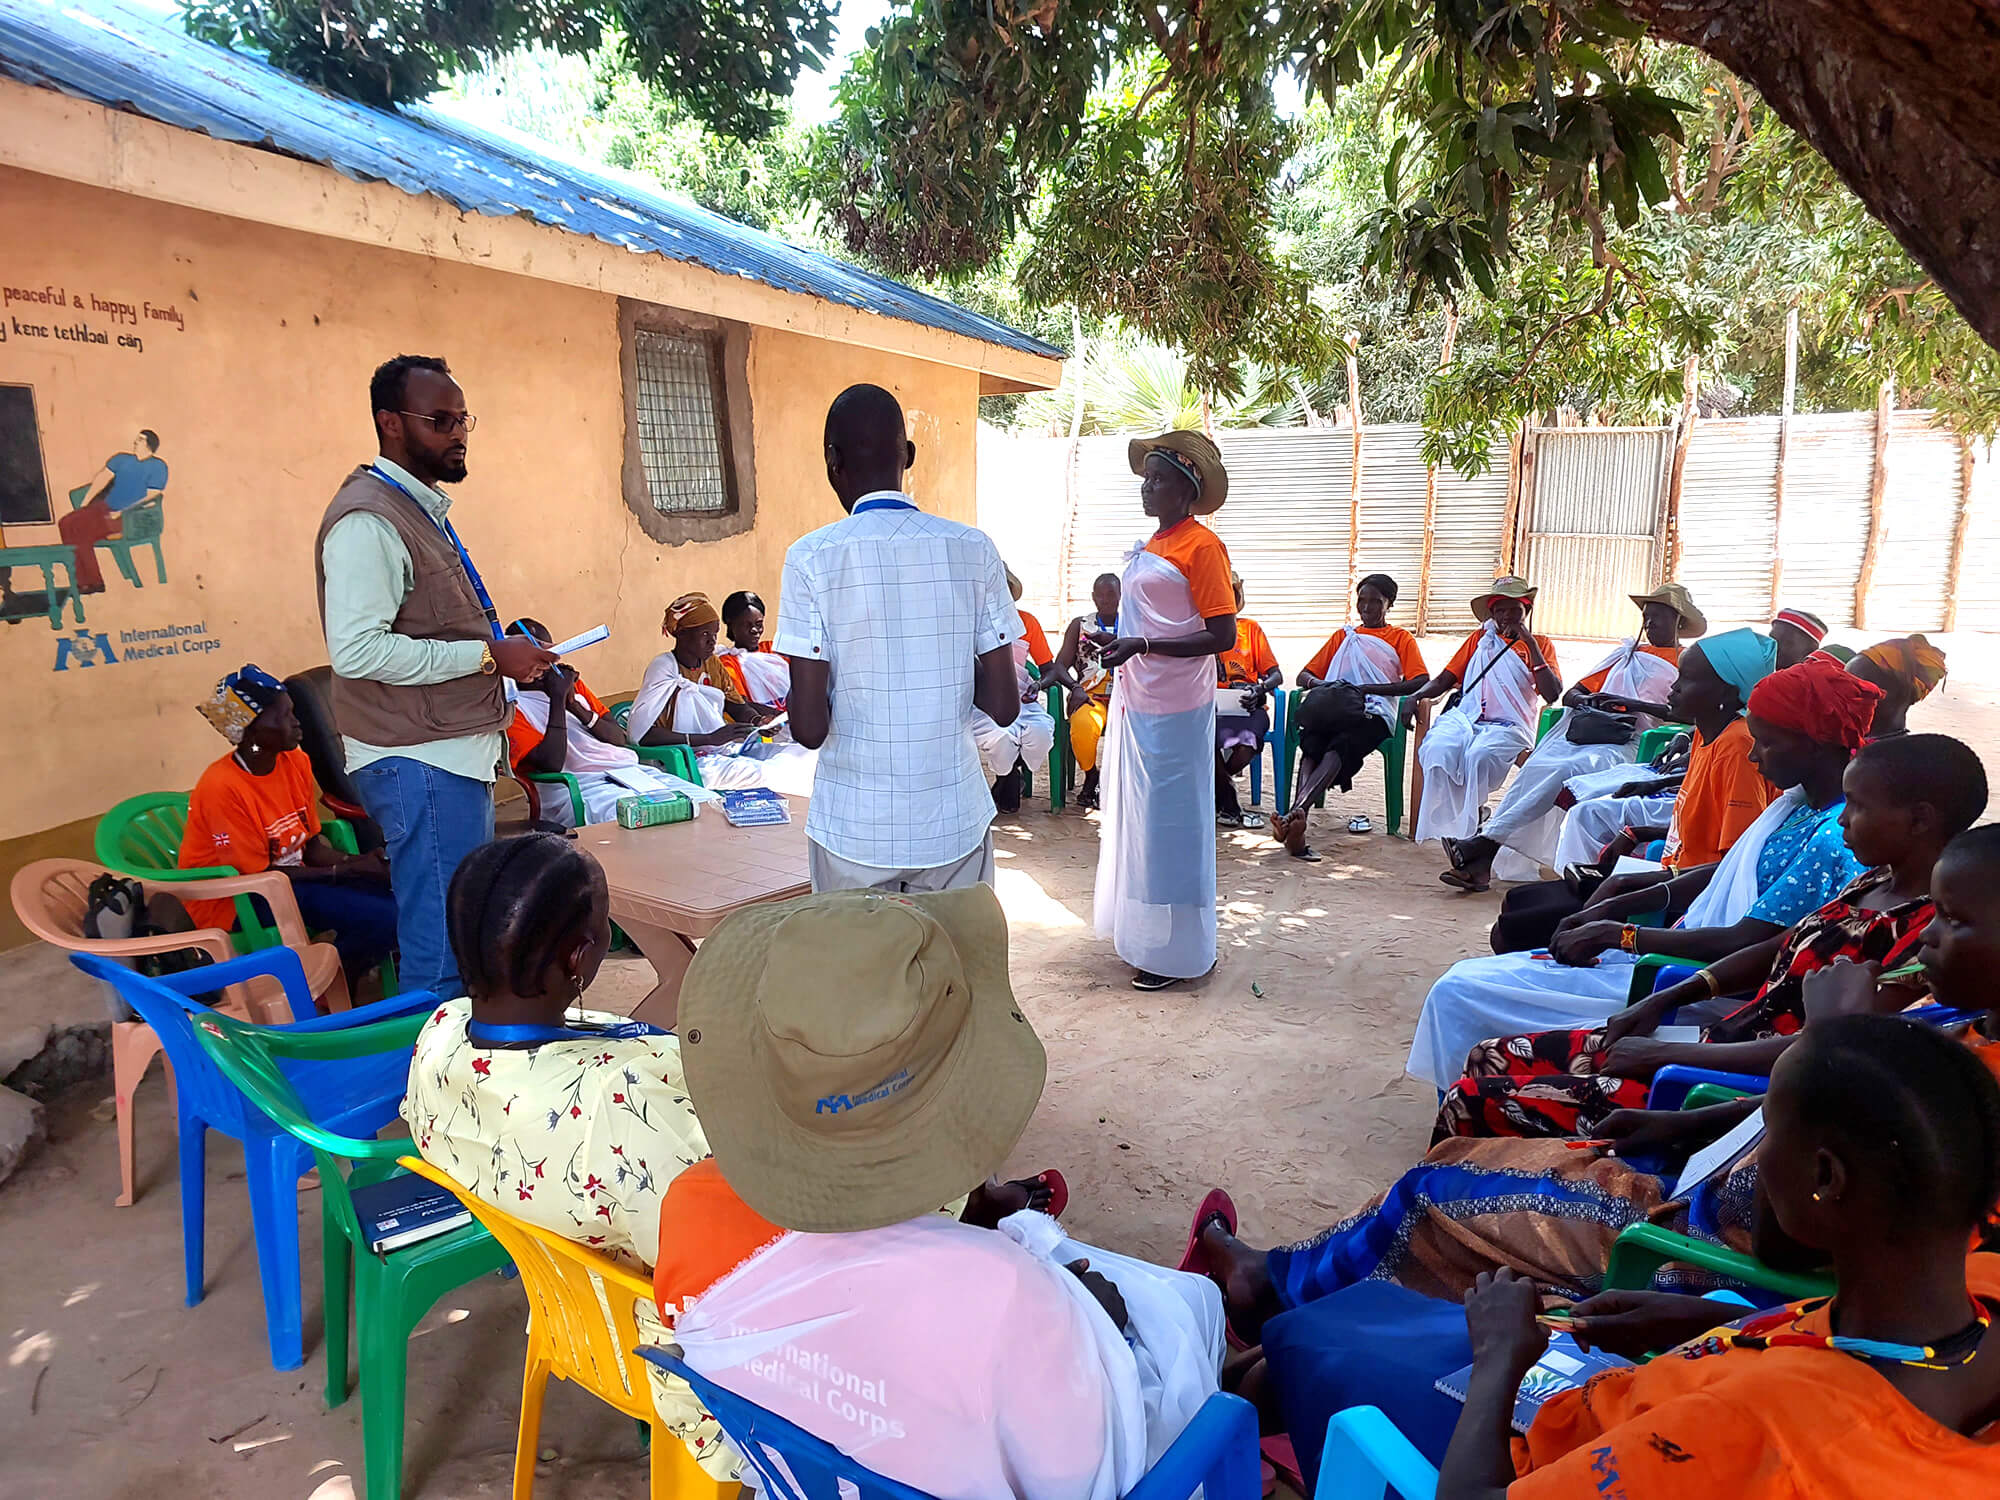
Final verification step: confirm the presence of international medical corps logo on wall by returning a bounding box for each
[51,621,221,671]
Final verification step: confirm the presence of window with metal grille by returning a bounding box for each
[632,329,733,515]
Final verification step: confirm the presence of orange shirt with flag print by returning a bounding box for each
[1144,519,1235,619]
[1304,625,1429,686]
[1511,1252,2000,1499]
[178,748,324,930]
[1217,618,1279,687]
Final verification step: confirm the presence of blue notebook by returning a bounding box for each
[349,1171,473,1253]
[1435,1333,1633,1434]
[719,789,791,827]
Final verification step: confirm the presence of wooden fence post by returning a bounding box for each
[1415,309,1458,634]
[1344,333,1364,621]
[1500,418,1531,576]
[1944,432,1976,633]
[1663,355,1699,581]
[1768,306,1798,616]
[1855,378,1894,629]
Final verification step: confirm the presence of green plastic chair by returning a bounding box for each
[602,696,705,782]
[1682,1081,1756,1110]
[1634,722,1692,763]
[192,1007,513,1500]
[97,791,284,952]
[1018,673,1066,812]
[1536,703,1562,743]
[1603,1222,1834,1301]
[1277,688,1408,836]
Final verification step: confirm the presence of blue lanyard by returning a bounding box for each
[467,1018,668,1048]
[853,494,917,514]
[368,464,503,642]
[1902,1004,1988,1030]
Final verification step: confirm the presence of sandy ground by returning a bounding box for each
[4,627,1996,1498]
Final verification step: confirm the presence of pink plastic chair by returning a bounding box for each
[9,857,350,1206]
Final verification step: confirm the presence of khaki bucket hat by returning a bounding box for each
[1630,581,1708,639]
[677,885,1047,1233]
[1471,575,1538,623]
[1128,430,1228,514]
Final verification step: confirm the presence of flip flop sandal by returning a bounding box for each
[1132,970,1182,991]
[1177,1190,1257,1348]
[1239,810,1266,829]
[1347,814,1374,834]
[1260,1458,1277,1498]
[1261,1436,1303,1494]
[1288,845,1323,863]
[1032,1168,1069,1219]
[1441,836,1469,872]
[1438,869,1491,893]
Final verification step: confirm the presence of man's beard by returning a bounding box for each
[436,454,469,483]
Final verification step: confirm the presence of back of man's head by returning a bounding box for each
[823,384,911,509]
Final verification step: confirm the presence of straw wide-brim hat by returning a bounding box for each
[677,885,1047,1234]
[1630,581,1708,639]
[1128,430,1228,514]
[1471,575,1538,622]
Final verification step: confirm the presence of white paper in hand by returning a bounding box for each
[548,624,610,656]
[1670,1106,1764,1199]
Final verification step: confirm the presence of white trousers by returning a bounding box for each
[970,700,1056,781]
[1553,792,1679,870]
[1414,709,1534,844]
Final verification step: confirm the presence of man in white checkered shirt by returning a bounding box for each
[776,384,1025,893]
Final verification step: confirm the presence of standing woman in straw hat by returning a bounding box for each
[1403,576,1563,849]
[1094,432,1238,990]
[1441,583,1702,892]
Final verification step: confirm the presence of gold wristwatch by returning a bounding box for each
[479,642,497,675]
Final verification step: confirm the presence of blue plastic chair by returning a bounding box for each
[1246,687,1284,809]
[1646,1064,1772,1111]
[642,1351,1262,1500]
[1313,1405,1437,1499]
[69,949,435,1371]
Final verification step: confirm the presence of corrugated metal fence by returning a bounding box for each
[979,409,1985,640]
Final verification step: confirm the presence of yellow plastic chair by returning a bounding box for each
[398,1157,736,1500]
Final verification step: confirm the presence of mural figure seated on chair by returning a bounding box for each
[59,428,168,593]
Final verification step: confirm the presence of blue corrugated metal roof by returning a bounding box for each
[0,0,1063,365]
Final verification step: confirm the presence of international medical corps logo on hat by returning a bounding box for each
[677,885,1047,1233]
[816,1068,915,1116]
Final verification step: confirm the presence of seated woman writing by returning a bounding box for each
[1440,584,1699,892]
[1408,654,1880,1088]
[631,592,815,794]
[504,619,689,828]
[1498,627,1777,952]
[1214,573,1283,829]
[1408,578,1563,848]
[180,664,398,996]
[659,885,1224,1499]
[404,836,1062,1481]
[1435,732,1987,1140]
[1848,632,1946,739]
[1257,1012,2000,1493]
[1270,573,1429,859]
[1054,572,1122,810]
[714,589,790,709]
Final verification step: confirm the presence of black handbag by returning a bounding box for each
[1566,707,1638,746]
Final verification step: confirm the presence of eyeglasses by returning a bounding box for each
[400,410,477,434]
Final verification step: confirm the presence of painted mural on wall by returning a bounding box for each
[0,277,216,670]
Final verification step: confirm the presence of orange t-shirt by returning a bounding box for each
[1018,610,1054,669]
[1217,617,1279,687]
[1442,629,1562,684]
[1144,519,1235,620]
[179,748,324,930]
[505,677,610,773]
[1303,625,1429,685]
[1661,716,1775,869]
[1512,1253,2000,1498]
[653,1159,786,1320]
[1577,642,1680,694]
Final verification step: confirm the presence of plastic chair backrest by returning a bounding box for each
[1313,1405,1437,1500]
[641,1353,1259,1500]
[284,667,365,807]
[193,1008,423,1237]
[69,952,258,1136]
[96,791,214,877]
[399,1156,658,1418]
[122,498,166,541]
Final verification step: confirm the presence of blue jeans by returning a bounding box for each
[287,877,400,986]
[349,757,494,998]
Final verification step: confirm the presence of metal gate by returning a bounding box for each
[1516,426,1674,637]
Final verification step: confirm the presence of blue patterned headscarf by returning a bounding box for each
[197,664,285,744]
[1692,628,1778,711]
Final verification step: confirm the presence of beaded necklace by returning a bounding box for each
[1690,1295,1993,1371]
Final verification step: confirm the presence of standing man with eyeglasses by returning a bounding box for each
[314,355,556,997]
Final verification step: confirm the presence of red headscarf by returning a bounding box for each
[1747,657,1883,752]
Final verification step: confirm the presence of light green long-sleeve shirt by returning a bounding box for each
[319,458,505,783]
